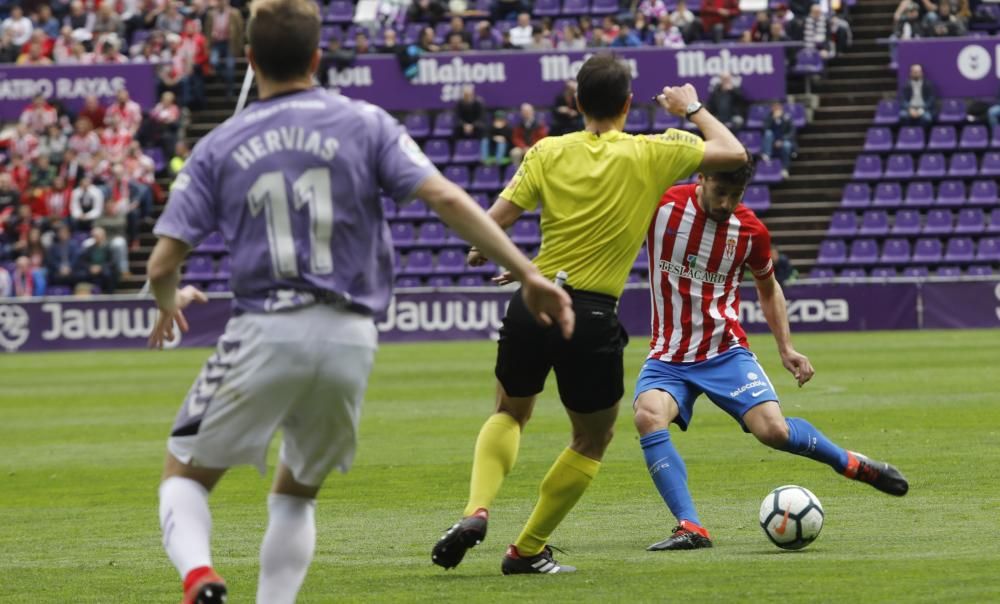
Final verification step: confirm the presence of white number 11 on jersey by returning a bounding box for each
[247,168,334,279]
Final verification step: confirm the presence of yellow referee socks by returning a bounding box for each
[463,413,522,517]
[514,448,601,556]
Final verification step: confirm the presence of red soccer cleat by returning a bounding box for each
[181,566,227,604]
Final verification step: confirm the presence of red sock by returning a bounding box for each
[183,566,215,593]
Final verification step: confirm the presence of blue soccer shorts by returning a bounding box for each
[633,347,779,432]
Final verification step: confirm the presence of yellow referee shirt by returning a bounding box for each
[500,128,705,298]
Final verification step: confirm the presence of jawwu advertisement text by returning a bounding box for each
[3,282,998,352]
[0,63,158,120]
[325,45,787,111]
[897,38,1000,98]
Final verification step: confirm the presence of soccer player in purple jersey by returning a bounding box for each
[146,1,573,602]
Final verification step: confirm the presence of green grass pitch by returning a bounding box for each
[2,330,999,603]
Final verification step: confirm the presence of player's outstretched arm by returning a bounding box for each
[468,197,524,266]
[657,84,747,172]
[417,174,574,338]
[755,273,815,387]
[147,236,207,349]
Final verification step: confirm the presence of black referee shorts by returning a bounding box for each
[495,286,629,413]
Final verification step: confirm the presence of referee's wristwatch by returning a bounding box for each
[685,101,703,120]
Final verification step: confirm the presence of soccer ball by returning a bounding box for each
[758,485,824,550]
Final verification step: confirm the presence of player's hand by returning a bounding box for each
[656,84,699,118]
[520,272,574,339]
[467,246,488,266]
[491,270,515,286]
[148,285,208,350]
[780,349,815,387]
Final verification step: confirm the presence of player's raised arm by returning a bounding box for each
[657,84,747,172]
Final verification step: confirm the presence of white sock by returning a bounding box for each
[158,476,213,579]
[257,494,317,604]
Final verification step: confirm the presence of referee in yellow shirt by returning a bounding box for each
[432,53,748,574]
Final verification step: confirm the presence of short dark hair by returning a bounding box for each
[247,0,321,82]
[703,149,754,188]
[575,53,631,120]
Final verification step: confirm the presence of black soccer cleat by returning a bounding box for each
[192,583,227,604]
[501,544,576,575]
[646,520,714,551]
[844,451,909,496]
[432,510,488,570]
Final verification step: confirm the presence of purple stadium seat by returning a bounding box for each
[954,208,986,234]
[847,238,878,265]
[470,165,501,191]
[472,193,491,210]
[382,197,397,218]
[396,276,423,288]
[884,154,914,180]
[654,112,682,131]
[434,249,466,274]
[47,285,72,296]
[807,267,834,280]
[880,238,911,265]
[948,152,977,178]
[451,139,480,164]
[874,99,900,126]
[840,267,867,279]
[196,232,226,254]
[904,181,934,207]
[786,103,807,128]
[959,125,989,150]
[468,259,498,276]
[976,237,1000,261]
[828,211,857,237]
[432,111,456,138]
[145,147,166,173]
[916,153,945,179]
[532,0,561,16]
[967,265,993,276]
[863,127,893,153]
[903,266,929,278]
[325,0,354,24]
[625,107,651,133]
[418,221,446,244]
[390,222,415,244]
[401,250,434,275]
[743,185,770,212]
[455,275,483,286]
[841,183,870,208]
[980,151,1000,177]
[398,200,429,219]
[403,113,431,139]
[895,126,925,152]
[935,266,962,278]
[858,210,890,236]
[443,165,470,188]
[753,158,783,183]
[927,126,957,151]
[511,220,541,244]
[502,162,518,185]
[817,240,847,265]
[730,12,756,38]
[871,267,897,279]
[423,139,451,165]
[215,256,232,279]
[793,47,824,76]
[320,25,343,47]
[922,209,953,235]
[944,237,975,263]
[738,130,763,155]
[989,209,1000,234]
[562,0,589,14]
[591,0,619,15]
[853,155,882,180]
[912,238,943,264]
[873,182,903,207]
[427,275,455,287]
[746,104,770,129]
[891,209,922,236]
[969,180,998,206]
[184,256,213,279]
[206,282,230,293]
[937,98,965,124]
[935,180,966,207]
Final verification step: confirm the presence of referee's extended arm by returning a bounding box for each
[658,84,748,172]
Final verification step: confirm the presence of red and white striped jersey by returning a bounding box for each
[646,184,774,363]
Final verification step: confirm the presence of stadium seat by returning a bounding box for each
[927,126,957,151]
[434,249,466,274]
[937,98,965,124]
[47,285,72,296]
[398,200,429,219]
[912,238,943,263]
[325,0,354,24]
[989,209,1000,234]
[853,155,882,180]
[470,165,501,191]
[873,99,900,126]
[980,151,1000,177]
[184,256,214,279]
[431,111,456,138]
[196,232,226,254]
[879,238,911,265]
[884,154,914,180]
[320,25,344,48]
[423,139,451,165]
[786,103,807,128]
[457,275,486,286]
[743,185,770,212]
[792,47,824,76]
[443,165,470,188]
[968,180,998,206]
[417,221,446,245]
[944,237,975,263]
[401,250,434,275]
[215,256,232,279]
[808,266,835,280]
[967,265,993,276]
[858,210,890,236]
[390,222,415,244]
[532,0,561,16]
[847,239,878,265]
[633,246,648,270]
[738,130,762,155]
[753,158,783,183]
[863,127,893,153]
[904,181,934,207]
[935,180,966,207]
[891,209,922,236]
[902,266,929,278]
[948,152,978,178]
[922,209,953,235]
[746,104,770,129]
[427,275,455,288]
[872,182,903,207]
[935,266,962,278]
[653,112,682,131]
[870,267,897,279]
[451,139,480,164]
[561,0,589,13]
[396,276,423,288]
[914,153,945,179]
[840,267,867,279]
[625,107,652,133]
[954,208,986,234]
[403,113,431,139]
[959,125,989,150]
[468,259,498,276]
[827,211,857,237]
[591,0,619,15]
[895,126,924,152]
[976,237,1000,261]
[511,219,541,244]
[206,282,230,293]
[841,183,870,208]
[817,239,847,265]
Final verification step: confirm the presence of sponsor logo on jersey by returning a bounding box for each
[729,378,769,398]
[658,259,727,284]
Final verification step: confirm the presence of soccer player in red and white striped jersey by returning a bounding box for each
[633,162,909,552]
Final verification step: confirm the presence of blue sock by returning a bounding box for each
[639,430,700,525]
[781,417,850,472]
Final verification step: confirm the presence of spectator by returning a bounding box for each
[60,148,86,187]
[35,5,61,39]
[102,163,143,255]
[64,1,96,36]
[446,16,472,46]
[510,102,548,165]
[407,0,447,25]
[156,1,187,35]
[76,226,117,293]
[611,21,643,47]
[803,4,833,57]
[107,90,144,137]
[578,15,594,40]
[11,255,46,297]
[454,84,485,139]
[493,0,528,23]
[46,176,74,221]
[378,28,402,54]
[445,31,468,52]
[203,0,239,100]
[481,110,512,166]
[924,1,966,36]
[22,29,55,59]
[706,72,748,131]
[17,40,53,65]
[669,0,699,43]
[510,12,533,48]
[181,18,209,109]
[550,80,583,136]
[145,91,182,157]
[78,95,106,130]
[633,13,653,43]
[20,94,58,136]
[100,114,134,163]
[500,30,517,50]
[70,175,104,232]
[830,8,853,55]
[40,124,70,166]
[2,6,34,46]
[0,264,10,297]
[93,4,125,43]
[768,20,790,44]
[6,152,32,190]
[899,63,935,126]
[749,10,772,42]
[472,20,502,50]
[0,30,21,63]
[63,41,93,64]
[762,102,796,178]
[124,143,161,203]
[52,25,75,62]
[170,140,191,176]
[94,38,128,64]
[771,244,797,286]
[0,173,19,224]
[355,33,373,55]
[528,27,554,50]
[588,26,609,48]
[653,22,686,48]
[29,154,58,191]
[635,0,669,21]
[46,222,80,289]
[69,116,102,168]
[557,25,586,50]
[700,0,740,42]
[7,205,38,259]
[893,1,925,41]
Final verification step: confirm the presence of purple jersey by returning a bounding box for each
[155,88,437,314]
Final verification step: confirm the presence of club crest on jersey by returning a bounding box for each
[686,254,698,268]
[724,237,737,259]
